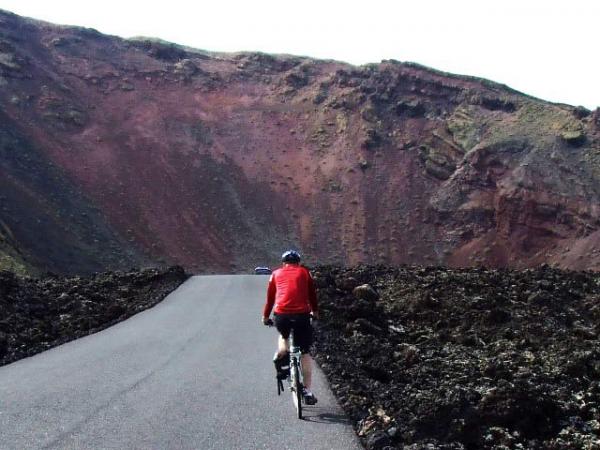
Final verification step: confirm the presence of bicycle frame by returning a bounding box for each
[288,328,304,419]
[269,317,309,419]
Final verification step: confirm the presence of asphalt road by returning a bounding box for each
[0,275,362,450]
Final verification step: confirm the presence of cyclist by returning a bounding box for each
[262,250,319,405]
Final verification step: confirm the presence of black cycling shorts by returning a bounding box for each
[273,313,313,354]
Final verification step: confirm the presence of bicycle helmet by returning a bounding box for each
[281,250,301,264]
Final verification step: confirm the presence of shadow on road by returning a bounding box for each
[302,407,354,426]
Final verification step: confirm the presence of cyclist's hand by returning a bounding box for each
[262,316,273,326]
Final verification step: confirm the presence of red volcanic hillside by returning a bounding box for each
[1,9,599,274]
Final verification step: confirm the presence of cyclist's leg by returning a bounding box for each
[300,353,313,389]
[300,352,318,404]
[295,314,314,390]
[274,314,292,356]
[277,334,289,357]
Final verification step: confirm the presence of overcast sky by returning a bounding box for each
[1,0,598,109]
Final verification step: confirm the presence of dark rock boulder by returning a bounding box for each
[395,99,426,117]
[353,284,379,301]
[560,129,586,146]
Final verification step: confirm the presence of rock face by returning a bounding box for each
[312,265,600,449]
[0,266,187,366]
[0,9,600,273]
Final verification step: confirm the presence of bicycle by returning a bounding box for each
[265,319,305,419]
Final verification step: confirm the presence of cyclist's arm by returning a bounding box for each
[307,272,318,318]
[262,274,276,319]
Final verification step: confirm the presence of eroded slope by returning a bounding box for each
[1,9,599,272]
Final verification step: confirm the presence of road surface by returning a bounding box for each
[0,275,362,449]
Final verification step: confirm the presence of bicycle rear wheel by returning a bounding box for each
[291,361,303,419]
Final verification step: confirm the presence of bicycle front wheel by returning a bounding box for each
[291,362,303,419]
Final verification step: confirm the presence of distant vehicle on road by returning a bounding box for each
[254,267,272,275]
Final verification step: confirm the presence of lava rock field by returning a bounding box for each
[312,265,600,449]
[0,266,187,367]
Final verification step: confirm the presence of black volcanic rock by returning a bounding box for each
[0,266,187,366]
[312,264,600,449]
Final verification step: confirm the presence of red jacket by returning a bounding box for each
[263,264,318,317]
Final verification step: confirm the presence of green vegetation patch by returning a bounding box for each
[0,250,28,276]
[446,105,483,152]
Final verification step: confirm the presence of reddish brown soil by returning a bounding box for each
[1,9,599,273]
